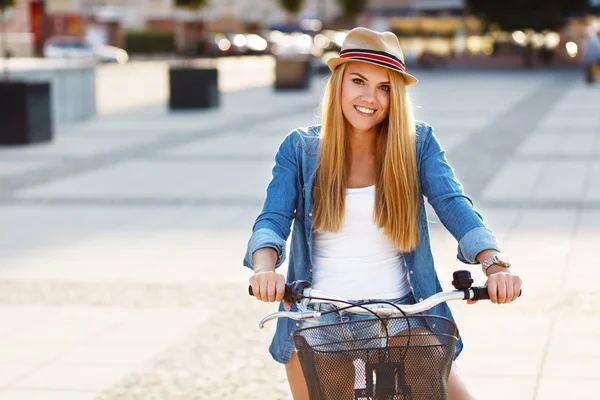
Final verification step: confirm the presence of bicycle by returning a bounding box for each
[250,270,520,400]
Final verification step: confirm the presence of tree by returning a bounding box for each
[173,0,207,55]
[337,0,368,27]
[175,0,206,9]
[278,0,304,15]
[0,0,15,80]
[338,0,368,18]
[465,0,587,66]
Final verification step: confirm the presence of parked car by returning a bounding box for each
[43,36,129,64]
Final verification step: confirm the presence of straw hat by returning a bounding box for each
[327,27,418,86]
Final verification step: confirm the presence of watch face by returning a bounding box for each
[496,253,510,266]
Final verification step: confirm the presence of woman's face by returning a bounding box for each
[341,61,391,135]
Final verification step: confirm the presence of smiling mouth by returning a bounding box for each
[354,105,376,116]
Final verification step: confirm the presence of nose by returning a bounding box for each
[361,85,377,103]
[361,86,377,103]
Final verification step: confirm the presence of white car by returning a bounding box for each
[43,36,129,64]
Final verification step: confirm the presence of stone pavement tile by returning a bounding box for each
[0,364,41,386]
[94,287,291,400]
[0,389,100,400]
[576,209,600,229]
[514,209,579,230]
[158,130,285,158]
[546,317,600,359]
[542,355,600,380]
[532,161,589,201]
[465,376,536,400]
[6,321,103,344]
[13,159,274,201]
[9,365,132,391]
[477,207,521,232]
[536,378,598,399]
[256,112,322,134]
[517,132,596,156]
[0,307,134,328]
[583,162,600,202]
[89,312,206,346]
[565,212,600,290]
[454,312,550,377]
[0,341,70,364]
[433,133,470,153]
[537,115,599,130]
[126,230,253,284]
[54,343,171,365]
[0,161,53,179]
[0,136,151,159]
[595,139,600,155]
[480,160,544,202]
[0,207,253,283]
[420,116,491,131]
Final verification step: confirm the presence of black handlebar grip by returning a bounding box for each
[248,283,295,302]
[248,280,311,304]
[471,287,523,301]
[471,286,490,300]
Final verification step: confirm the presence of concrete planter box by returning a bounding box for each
[0,81,53,145]
[274,58,311,90]
[0,59,96,125]
[169,67,219,109]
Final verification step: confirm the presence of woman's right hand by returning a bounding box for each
[249,270,292,311]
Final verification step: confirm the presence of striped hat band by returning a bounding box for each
[339,48,407,73]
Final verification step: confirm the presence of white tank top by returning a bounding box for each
[311,185,412,300]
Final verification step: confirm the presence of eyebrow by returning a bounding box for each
[350,72,390,85]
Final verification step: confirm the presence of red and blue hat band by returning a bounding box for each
[339,48,406,73]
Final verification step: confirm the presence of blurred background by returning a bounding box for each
[1,1,600,400]
[0,0,596,66]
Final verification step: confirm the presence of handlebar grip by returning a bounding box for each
[471,286,490,300]
[471,287,523,301]
[248,280,311,303]
[247,284,294,302]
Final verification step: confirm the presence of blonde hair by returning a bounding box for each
[313,63,420,252]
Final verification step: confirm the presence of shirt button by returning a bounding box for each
[309,269,312,272]
[308,212,312,217]
[296,323,300,327]
[432,324,436,329]
[410,270,414,275]
[418,298,423,302]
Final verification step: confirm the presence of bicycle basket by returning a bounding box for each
[292,315,458,400]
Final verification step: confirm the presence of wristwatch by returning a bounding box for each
[481,253,511,275]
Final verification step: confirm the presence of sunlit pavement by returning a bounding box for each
[0,67,598,399]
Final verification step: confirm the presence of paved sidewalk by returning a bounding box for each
[0,68,598,399]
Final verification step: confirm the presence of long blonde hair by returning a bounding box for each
[312,63,420,252]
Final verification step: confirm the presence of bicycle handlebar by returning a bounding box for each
[249,271,521,328]
[249,282,505,303]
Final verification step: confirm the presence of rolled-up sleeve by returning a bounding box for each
[419,124,500,264]
[243,132,299,270]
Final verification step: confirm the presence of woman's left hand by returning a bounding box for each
[467,270,523,305]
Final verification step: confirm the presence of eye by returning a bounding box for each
[352,78,364,85]
[379,85,390,92]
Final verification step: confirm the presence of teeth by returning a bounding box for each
[356,106,375,115]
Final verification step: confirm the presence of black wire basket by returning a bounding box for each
[292,315,459,400]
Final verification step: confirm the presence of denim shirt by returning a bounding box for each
[243,121,500,365]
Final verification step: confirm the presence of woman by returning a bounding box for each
[244,27,522,400]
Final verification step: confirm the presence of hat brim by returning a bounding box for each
[327,57,418,86]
